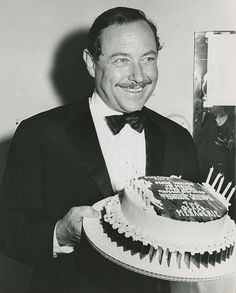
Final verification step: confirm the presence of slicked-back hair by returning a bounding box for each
[87,6,162,60]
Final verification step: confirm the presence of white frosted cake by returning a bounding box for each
[103,176,236,270]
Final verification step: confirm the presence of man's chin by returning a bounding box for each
[121,104,144,113]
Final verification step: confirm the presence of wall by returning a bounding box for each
[0,0,235,291]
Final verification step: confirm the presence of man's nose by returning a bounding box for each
[129,63,145,82]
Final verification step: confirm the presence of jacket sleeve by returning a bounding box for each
[0,121,56,266]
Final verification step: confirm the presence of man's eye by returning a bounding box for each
[113,58,130,65]
[142,56,156,63]
[116,58,129,63]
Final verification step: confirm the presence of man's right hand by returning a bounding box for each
[56,206,100,246]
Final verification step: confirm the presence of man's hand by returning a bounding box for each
[56,206,100,246]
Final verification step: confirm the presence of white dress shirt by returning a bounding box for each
[53,92,146,255]
[89,91,146,193]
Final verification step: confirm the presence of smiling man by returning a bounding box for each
[83,20,158,113]
[0,7,200,293]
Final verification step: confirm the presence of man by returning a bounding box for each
[0,7,199,293]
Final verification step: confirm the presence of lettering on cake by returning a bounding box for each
[160,193,190,200]
[156,182,214,201]
[175,201,220,218]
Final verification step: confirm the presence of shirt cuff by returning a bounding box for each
[53,222,74,258]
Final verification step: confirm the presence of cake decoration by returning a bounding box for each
[103,170,236,270]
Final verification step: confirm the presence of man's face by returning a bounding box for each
[86,21,159,113]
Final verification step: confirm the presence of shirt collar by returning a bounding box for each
[89,91,123,119]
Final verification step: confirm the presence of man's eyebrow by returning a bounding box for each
[142,50,157,56]
[109,50,157,59]
[109,52,130,58]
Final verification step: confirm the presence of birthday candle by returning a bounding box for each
[226,187,236,202]
[222,182,232,197]
[145,190,151,208]
[206,167,214,184]
[217,176,224,193]
[211,173,222,189]
[142,190,145,201]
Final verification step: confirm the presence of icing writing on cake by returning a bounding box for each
[159,193,213,201]
[176,201,221,218]
[155,181,214,201]
[125,176,229,221]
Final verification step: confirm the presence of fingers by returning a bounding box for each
[72,206,100,219]
[56,206,99,246]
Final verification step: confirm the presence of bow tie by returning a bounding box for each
[105,110,145,135]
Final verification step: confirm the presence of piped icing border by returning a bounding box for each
[104,194,236,255]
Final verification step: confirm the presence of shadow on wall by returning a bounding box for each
[0,28,94,292]
[51,28,94,104]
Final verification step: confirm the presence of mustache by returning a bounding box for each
[116,79,152,89]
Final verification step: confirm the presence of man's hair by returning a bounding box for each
[87,6,162,60]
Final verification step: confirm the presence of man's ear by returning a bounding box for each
[83,49,95,78]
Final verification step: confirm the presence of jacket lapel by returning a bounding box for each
[67,102,113,198]
[67,102,165,196]
[144,108,165,176]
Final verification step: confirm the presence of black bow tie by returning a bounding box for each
[105,110,145,135]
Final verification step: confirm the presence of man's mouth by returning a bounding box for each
[116,80,151,93]
[121,86,143,93]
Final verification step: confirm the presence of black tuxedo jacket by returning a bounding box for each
[0,99,199,292]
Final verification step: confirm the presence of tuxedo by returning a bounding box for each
[0,98,199,292]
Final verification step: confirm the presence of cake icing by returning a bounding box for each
[104,175,236,269]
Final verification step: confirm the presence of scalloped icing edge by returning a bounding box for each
[104,195,236,255]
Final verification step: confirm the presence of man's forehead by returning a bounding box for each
[99,21,157,55]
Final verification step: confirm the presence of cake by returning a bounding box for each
[103,175,236,270]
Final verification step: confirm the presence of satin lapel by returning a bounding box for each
[144,109,165,176]
[67,103,113,198]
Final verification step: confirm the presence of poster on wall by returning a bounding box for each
[206,33,236,107]
[193,31,236,219]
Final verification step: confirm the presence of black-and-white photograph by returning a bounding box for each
[0,1,235,292]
